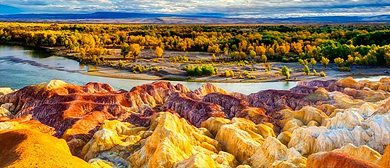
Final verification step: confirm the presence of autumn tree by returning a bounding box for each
[282,66,290,79]
[155,46,163,60]
[321,57,329,68]
[130,43,141,62]
[121,43,130,59]
[310,58,317,69]
[249,50,256,62]
[261,55,267,63]
[255,46,266,56]
[334,57,344,67]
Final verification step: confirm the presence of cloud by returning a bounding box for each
[1,0,390,17]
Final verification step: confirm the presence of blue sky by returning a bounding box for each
[1,0,390,18]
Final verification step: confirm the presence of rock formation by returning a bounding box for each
[1,77,390,167]
[306,151,381,168]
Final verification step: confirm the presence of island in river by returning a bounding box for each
[1,22,390,84]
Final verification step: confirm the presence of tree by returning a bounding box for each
[49,36,56,46]
[261,55,267,63]
[130,43,141,62]
[212,54,216,62]
[256,46,266,56]
[155,46,163,60]
[249,50,256,61]
[298,59,308,65]
[310,58,317,69]
[268,48,275,56]
[282,66,290,79]
[304,65,310,75]
[346,55,354,66]
[121,43,130,59]
[321,57,330,68]
[334,57,344,67]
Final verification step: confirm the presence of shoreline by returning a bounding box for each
[2,42,390,83]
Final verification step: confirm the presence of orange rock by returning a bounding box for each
[0,129,91,168]
[380,145,390,168]
[306,151,380,168]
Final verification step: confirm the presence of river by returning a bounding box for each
[0,45,384,94]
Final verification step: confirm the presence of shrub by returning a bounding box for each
[320,71,326,77]
[186,65,218,76]
[150,66,160,71]
[303,65,310,75]
[132,64,148,73]
[321,57,330,68]
[224,69,234,77]
[242,70,249,76]
[334,57,344,67]
[118,60,124,69]
[282,66,290,79]
[246,75,256,79]
[338,67,352,72]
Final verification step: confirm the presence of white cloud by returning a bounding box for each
[1,0,390,17]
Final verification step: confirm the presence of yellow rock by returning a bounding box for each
[201,117,231,136]
[0,87,13,95]
[305,87,330,102]
[281,106,328,126]
[204,117,280,165]
[282,119,303,133]
[249,137,306,168]
[336,77,362,89]
[334,143,381,165]
[36,80,68,91]
[277,131,292,146]
[128,112,236,168]
[331,91,364,109]
[81,120,147,163]
[193,83,229,97]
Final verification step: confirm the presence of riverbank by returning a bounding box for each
[3,43,389,83]
[62,48,389,83]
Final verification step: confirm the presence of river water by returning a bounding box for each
[0,45,382,94]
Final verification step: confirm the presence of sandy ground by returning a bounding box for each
[61,48,390,83]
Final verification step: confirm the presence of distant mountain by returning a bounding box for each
[0,5,22,14]
[0,12,224,19]
[0,12,390,24]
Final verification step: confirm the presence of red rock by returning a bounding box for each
[202,92,282,131]
[247,90,312,110]
[306,151,381,168]
[380,145,390,168]
[0,80,187,153]
[0,129,92,168]
[164,92,226,127]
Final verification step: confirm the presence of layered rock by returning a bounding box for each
[0,128,91,168]
[130,112,238,168]
[247,89,312,110]
[202,117,306,167]
[164,92,226,127]
[334,143,381,165]
[306,151,380,168]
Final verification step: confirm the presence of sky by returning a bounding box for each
[0,0,390,18]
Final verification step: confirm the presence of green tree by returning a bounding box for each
[261,55,267,63]
[334,57,344,67]
[304,65,310,75]
[249,50,256,62]
[155,46,163,60]
[321,57,330,68]
[310,58,317,69]
[282,66,290,79]
[121,43,130,59]
[130,44,141,62]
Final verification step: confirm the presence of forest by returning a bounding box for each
[1,22,390,68]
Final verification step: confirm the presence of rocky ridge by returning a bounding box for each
[1,77,390,167]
